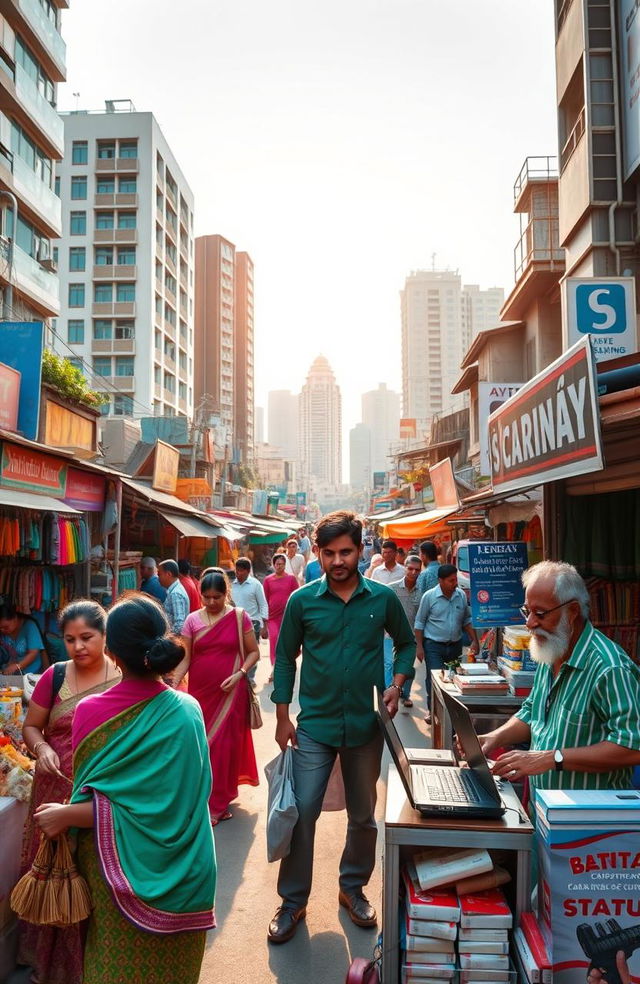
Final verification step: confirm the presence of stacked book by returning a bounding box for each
[501,626,535,669]
[496,657,536,697]
[401,861,458,983]
[457,887,514,983]
[453,672,509,696]
[513,912,552,983]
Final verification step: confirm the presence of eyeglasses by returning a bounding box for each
[519,599,576,621]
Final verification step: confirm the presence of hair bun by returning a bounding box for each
[145,636,184,675]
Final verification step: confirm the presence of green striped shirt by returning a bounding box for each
[515,622,640,790]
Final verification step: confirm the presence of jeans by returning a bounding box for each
[383,637,411,700]
[277,728,383,908]
[423,638,462,709]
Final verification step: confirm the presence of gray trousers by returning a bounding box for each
[277,728,383,908]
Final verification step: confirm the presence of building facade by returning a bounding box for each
[349,421,371,491]
[233,250,254,465]
[298,355,342,490]
[267,389,299,462]
[53,103,195,419]
[361,381,400,474]
[0,0,67,323]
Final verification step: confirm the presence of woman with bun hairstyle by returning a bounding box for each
[19,600,119,984]
[175,570,260,825]
[34,595,216,984]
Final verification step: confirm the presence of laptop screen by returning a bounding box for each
[441,690,501,803]
[375,688,415,801]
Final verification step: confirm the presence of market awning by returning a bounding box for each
[159,511,222,540]
[380,506,459,539]
[0,488,81,514]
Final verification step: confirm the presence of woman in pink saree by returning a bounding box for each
[263,553,299,675]
[176,571,260,825]
[18,600,120,984]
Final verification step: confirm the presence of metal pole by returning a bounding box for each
[0,189,18,317]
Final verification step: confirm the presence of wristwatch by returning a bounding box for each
[554,748,564,772]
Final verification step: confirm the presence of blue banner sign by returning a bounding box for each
[0,322,44,440]
[468,541,528,628]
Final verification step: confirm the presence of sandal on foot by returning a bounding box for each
[211,810,233,827]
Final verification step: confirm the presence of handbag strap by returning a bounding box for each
[234,607,245,673]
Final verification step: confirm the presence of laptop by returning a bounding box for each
[375,687,505,819]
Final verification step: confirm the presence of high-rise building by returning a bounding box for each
[255,405,264,444]
[361,382,400,473]
[349,422,371,491]
[267,389,298,461]
[233,250,254,464]
[53,102,195,419]
[0,1,67,324]
[298,355,342,489]
[400,269,504,435]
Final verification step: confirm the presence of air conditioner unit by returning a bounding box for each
[36,242,49,262]
[40,258,57,272]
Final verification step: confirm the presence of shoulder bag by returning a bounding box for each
[236,608,262,729]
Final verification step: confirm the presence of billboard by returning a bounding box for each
[618,0,640,179]
[399,418,417,440]
[477,382,524,476]
[562,276,638,361]
[0,363,20,431]
[0,322,44,440]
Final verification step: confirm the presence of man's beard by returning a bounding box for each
[529,612,572,666]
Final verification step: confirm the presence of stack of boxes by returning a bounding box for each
[401,862,458,984]
[498,626,536,697]
[457,888,514,982]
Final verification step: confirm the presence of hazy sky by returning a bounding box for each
[58,0,557,467]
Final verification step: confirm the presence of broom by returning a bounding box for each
[11,833,92,926]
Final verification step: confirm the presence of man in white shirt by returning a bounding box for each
[285,539,305,585]
[298,528,311,564]
[370,540,404,585]
[230,558,269,686]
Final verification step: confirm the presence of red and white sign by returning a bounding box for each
[64,467,105,511]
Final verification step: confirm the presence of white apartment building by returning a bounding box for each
[298,355,342,490]
[400,269,503,434]
[349,421,371,491]
[361,382,400,473]
[267,389,298,462]
[0,0,66,323]
[53,102,195,419]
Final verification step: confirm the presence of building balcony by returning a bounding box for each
[91,338,135,355]
[93,263,137,280]
[164,356,176,374]
[94,192,138,208]
[155,276,163,293]
[560,108,585,174]
[513,156,558,212]
[164,319,176,340]
[10,0,66,80]
[9,63,64,156]
[165,219,177,245]
[92,301,136,317]
[99,375,135,391]
[156,206,164,226]
[95,157,139,174]
[179,266,187,288]
[6,241,58,315]
[94,228,138,244]
[165,184,176,208]
[165,253,176,277]
[163,387,176,403]
[11,152,61,237]
[514,217,564,282]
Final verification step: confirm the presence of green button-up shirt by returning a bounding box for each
[271,573,417,747]
[515,622,640,790]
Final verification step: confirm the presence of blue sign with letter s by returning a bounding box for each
[575,284,626,334]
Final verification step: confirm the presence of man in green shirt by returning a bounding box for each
[268,511,416,945]
[480,560,640,792]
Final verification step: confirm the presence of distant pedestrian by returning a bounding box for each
[264,554,298,680]
[385,555,423,707]
[414,564,480,724]
[416,540,440,596]
[140,557,166,603]
[304,550,322,583]
[268,511,415,944]
[297,528,311,564]
[178,559,201,613]
[370,540,404,585]
[364,553,383,578]
[230,558,269,686]
[284,539,305,585]
[158,560,190,634]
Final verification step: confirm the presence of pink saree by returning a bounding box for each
[184,609,259,819]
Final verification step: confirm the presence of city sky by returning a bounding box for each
[58,0,558,471]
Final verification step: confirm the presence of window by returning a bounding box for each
[68,283,85,307]
[71,176,87,200]
[179,351,187,372]
[116,283,135,302]
[71,141,88,165]
[70,211,86,235]
[94,283,113,303]
[93,357,111,377]
[115,356,134,376]
[97,141,115,159]
[115,320,135,339]
[93,319,112,340]
[52,246,58,263]
[68,358,84,373]
[163,372,175,393]
[113,395,133,416]
[179,381,187,401]
[54,175,60,197]
[118,177,137,193]
[67,319,84,343]
[164,340,175,361]
[165,274,176,294]
[95,247,113,265]
[119,141,137,159]
[154,330,161,350]
[95,211,114,229]
[96,178,115,194]
[154,365,161,384]
[117,248,135,266]
[69,247,85,271]
[117,212,136,229]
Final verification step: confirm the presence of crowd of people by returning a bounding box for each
[8,510,640,980]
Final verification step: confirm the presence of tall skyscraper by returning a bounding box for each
[54,102,195,419]
[299,355,342,489]
[400,269,503,434]
[194,234,235,439]
[0,2,67,324]
[267,389,298,461]
[349,422,371,491]
[234,250,254,464]
[255,405,265,444]
[361,382,400,473]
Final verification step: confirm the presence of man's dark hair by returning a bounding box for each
[381,539,397,551]
[158,559,179,578]
[419,540,438,562]
[438,563,457,580]
[315,510,362,549]
[235,558,251,572]
[177,559,191,575]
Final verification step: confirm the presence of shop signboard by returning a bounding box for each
[372,471,386,490]
[63,467,105,511]
[488,337,603,495]
[295,491,306,519]
[0,363,20,431]
[562,276,638,361]
[477,382,524,476]
[429,457,460,509]
[0,322,44,440]
[151,440,179,494]
[468,541,528,628]
[617,0,640,179]
[44,400,95,452]
[399,418,417,440]
[0,443,67,496]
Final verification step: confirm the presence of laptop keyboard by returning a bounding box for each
[417,767,481,803]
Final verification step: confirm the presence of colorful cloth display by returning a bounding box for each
[0,567,76,613]
[0,511,89,564]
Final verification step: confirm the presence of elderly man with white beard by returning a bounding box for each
[479,560,640,792]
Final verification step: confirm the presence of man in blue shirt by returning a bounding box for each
[158,560,190,634]
[140,557,167,603]
[416,540,440,596]
[414,564,479,723]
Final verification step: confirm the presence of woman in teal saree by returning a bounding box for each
[35,595,216,984]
